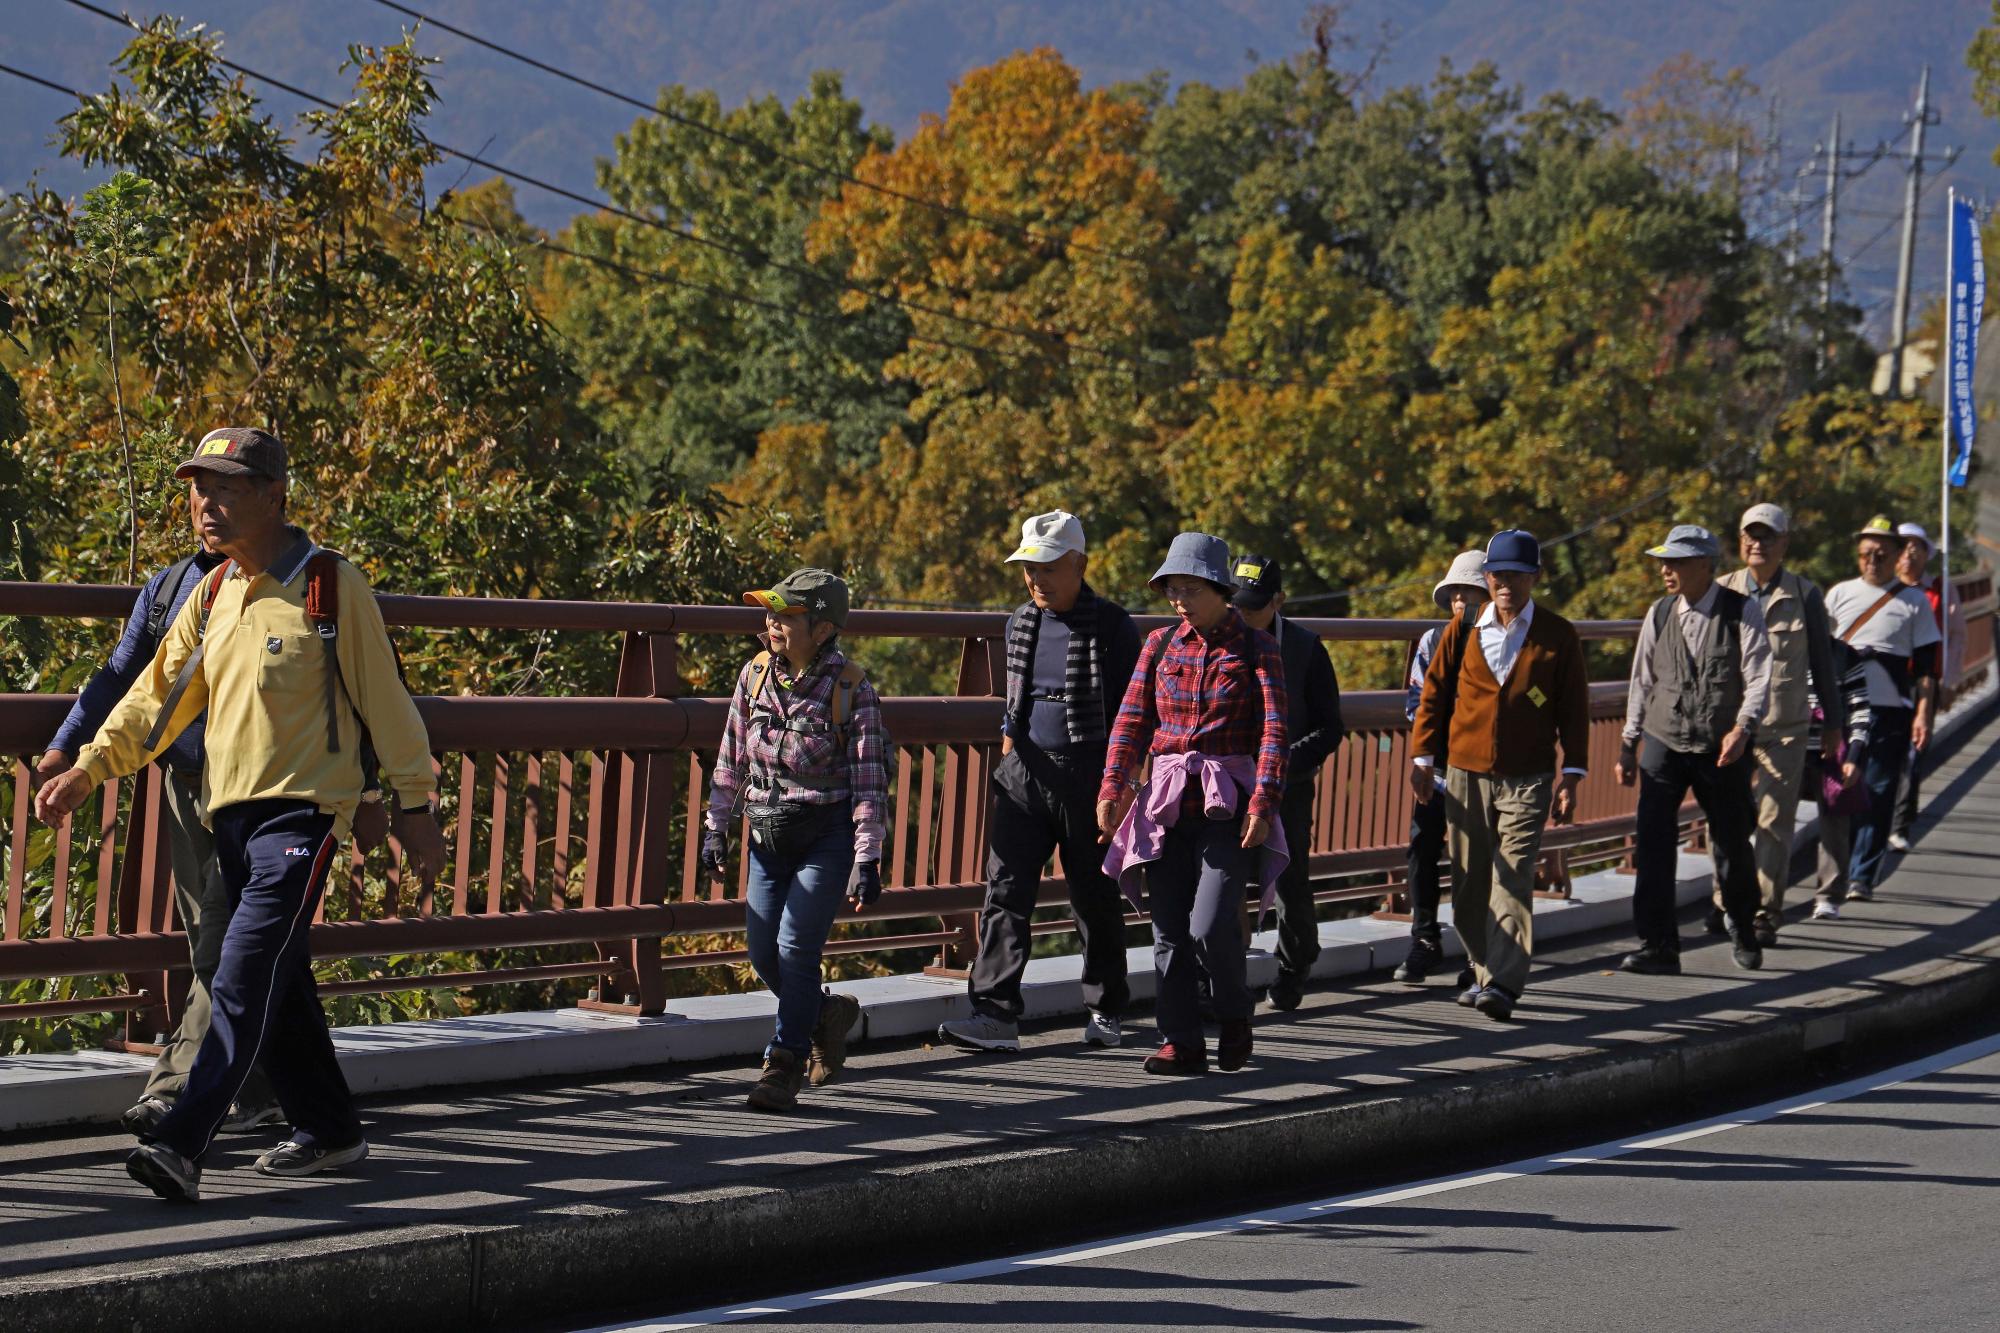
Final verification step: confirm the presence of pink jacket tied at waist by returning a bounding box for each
[1102,750,1291,908]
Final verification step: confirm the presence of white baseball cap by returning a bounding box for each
[1005,510,1086,564]
[1740,502,1789,534]
[1897,521,1934,555]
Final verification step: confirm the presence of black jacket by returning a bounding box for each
[1278,615,1345,790]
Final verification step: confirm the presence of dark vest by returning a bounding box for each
[1641,586,1747,752]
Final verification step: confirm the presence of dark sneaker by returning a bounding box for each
[121,1095,172,1139]
[253,1138,368,1177]
[1703,907,1729,936]
[1753,918,1779,949]
[126,1141,200,1202]
[221,1101,286,1134]
[1731,938,1764,971]
[1393,938,1442,985]
[1267,969,1305,1011]
[1143,1041,1208,1076]
[1474,987,1517,1022]
[1846,884,1874,903]
[1456,964,1476,990]
[1456,983,1483,1007]
[746,1047,804,1112]
[1621,947,1682,976]
[1217,1021,1254,1071]
[807,990,862,1088]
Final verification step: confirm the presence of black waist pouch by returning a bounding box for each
[744,800,852,862]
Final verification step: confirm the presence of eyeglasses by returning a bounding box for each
[1859,549,1895,563]
[1161,581,1213,603]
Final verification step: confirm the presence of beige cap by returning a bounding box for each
[1740,502,1788,534]
[1432,550,1489,612]
[1005,510,1086,564]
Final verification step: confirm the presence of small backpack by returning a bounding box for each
[743,649,868,746]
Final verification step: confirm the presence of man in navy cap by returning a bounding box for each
[1615,523,1773,975]
[1232,555,1344,1010]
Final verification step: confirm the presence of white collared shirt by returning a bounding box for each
[1477,599,1535,686]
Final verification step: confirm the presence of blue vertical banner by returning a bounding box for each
[1946,196,1984,488]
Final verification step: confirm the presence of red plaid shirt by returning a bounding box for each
[1099,611,1289,823]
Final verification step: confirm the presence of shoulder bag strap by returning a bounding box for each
[140,560,233,753]
[1839,588,1900,643]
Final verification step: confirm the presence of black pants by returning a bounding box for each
[1271,783,1321,976]
[150,799,359,1163]
[1406,787,1447,945]
[1633,737,1759,952]
[1890,739,1922,841]
[968,747,1130,1022]
[1150,813,1255,1046]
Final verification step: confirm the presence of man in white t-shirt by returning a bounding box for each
[1818,515,1940,905]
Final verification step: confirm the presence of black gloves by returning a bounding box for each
[699,827,729,880]
[851,860,883,907]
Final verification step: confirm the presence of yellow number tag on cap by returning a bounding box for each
[198,438,234,456]
[1235,562,1264,580]
[1527,685,1548,708]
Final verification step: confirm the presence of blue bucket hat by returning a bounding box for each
[1150,532,1234,593]
[1645,523,1722,561]
[1482,529,1541,574]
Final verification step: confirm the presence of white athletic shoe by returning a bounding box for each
[1082,1010,1123,1048]
[1887,833,1911,852]
[1812,899,1840,921]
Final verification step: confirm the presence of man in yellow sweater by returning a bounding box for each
[1407,530,1591,1021]
[35,427,444,1203]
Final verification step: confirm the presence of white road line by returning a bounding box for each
[579,1030,2000,1333]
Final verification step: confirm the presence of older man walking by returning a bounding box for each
[1888,522,1952,851]
[940,512,1142,1052]
[1231,555,1344,1010]
[1712,503,1845,946]
[1408,530,1590,1020]
[36,427,445,1203]
[1616,523,1772,976]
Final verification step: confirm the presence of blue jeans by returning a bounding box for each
[1848,706,1914,891]
[745,818,855,1056]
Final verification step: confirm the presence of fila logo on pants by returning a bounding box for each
[283,846,313,858]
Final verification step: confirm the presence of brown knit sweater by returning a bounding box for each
[1409,605,1591,776]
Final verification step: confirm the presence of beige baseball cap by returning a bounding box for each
[1740,502,1788,534]
[1005,510,1086,564]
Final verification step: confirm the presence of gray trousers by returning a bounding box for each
[142,773,276,1110]
[1446,767,1554,999]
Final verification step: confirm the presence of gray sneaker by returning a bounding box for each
[253,1138,368,1178]
[121,1095,172,1139]
[127,1141,200,1203]
[221,1101,286,1134]
[938,1012,1020,1052]
[1082,1010,1123,1047]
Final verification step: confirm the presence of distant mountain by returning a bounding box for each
[5,0,1995,335]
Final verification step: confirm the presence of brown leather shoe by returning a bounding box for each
[807,990,862,1088]
[747,1047,804,1112]
[1217,1020,1254,1071]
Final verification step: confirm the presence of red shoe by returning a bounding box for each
[1217,1020,1253,1071]
[1143,1041,1208,1075]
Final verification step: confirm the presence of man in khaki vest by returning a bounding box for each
[1714,504,1845,946]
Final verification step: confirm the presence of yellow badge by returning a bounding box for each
[1235,561,1264,580]
[198,437,234,456]
[1527,685,1548,708]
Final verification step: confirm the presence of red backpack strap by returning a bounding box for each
[303,551,345,753]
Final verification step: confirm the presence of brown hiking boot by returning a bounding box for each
[747,1047,804,1112]
[807,990,862,1088]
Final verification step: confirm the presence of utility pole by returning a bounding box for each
[1821,112,1842,313]
[1888,67,1940,395]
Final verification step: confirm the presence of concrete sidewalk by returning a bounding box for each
[2,703,1996,1332]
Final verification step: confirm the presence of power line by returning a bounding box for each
[63,0,1287,390]
[364,0,1173,279]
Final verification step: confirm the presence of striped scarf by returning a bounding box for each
[1004,588,1106,747]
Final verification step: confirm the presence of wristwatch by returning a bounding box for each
[359,790,385,805]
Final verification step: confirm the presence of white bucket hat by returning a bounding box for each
[1432,550,1489,611]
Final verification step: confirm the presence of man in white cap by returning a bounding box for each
[1714,503,1845,945]
[940,511,1142,1053]
[1615,523,1772,975]
[1815,516,1939,905]
[1888,522,1955,850]
[1391,549,1486,986]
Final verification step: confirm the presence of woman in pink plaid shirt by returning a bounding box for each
[1099,533,1289,1077]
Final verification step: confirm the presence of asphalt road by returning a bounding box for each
[589,1031,2000,1333]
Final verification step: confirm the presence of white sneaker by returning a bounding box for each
[1083,1010,1123,1048]
[1887,833,1911,852]
[1812,900,1840,920]
[937,1013,1020,1052]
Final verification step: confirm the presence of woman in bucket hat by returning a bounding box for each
[700,568,889,1111]
[1098,533,1290,1076]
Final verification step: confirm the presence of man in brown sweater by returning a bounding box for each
[1408,530,1591,1020]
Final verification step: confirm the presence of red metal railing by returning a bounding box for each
[1,572,1991,1043]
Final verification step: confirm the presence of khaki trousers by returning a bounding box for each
[141,773,276,1110]
[1713,733,1808,926]
[1446,767,1554,999]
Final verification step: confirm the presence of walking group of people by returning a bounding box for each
[36,422,1953,1202]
